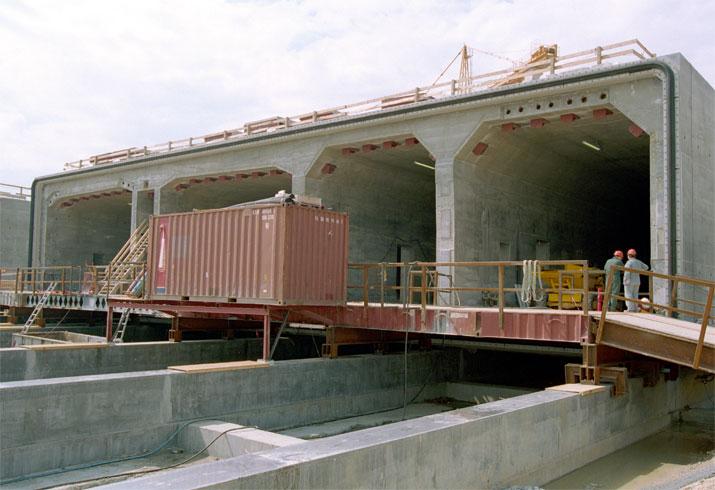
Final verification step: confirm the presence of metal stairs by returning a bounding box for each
[98,220,150,296]
[21,282,57,333]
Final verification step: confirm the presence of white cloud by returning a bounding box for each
[0,0,712,187]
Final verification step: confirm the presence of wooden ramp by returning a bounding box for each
[593,312,714,373]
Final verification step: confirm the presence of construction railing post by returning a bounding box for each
[648,274,654,304]
[379,263,385,307]
[106,262,112,303]
[362,264,369,308]
[582,266,589,313]
[596,268,613,343]
[557,270,563,310]
[498,264,504,330]
[420,264,427,328]
[262,312,271,361]
[669,278,679,318]
[105,305,113,341]
[692,286,714,369]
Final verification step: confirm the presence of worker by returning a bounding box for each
[623,248,649,313]
[604,250,624,311]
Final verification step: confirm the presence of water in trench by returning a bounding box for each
[545,410,715,489]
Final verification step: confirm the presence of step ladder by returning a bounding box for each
[21,282,57,333]
[98,220,150,296]
[112,309,132,343]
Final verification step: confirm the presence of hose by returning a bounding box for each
[519,260,544,305]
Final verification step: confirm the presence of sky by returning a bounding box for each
[0,0,713,187]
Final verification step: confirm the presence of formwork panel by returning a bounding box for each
[149,204,348,305]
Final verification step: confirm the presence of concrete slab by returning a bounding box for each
[179,421,303,458]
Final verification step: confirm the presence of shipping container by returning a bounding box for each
[147,198,348,305]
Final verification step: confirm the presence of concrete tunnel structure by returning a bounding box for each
[28,53,714,306]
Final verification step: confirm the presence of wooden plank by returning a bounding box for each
[168,360,269,374]
[21,342,108,351]
[601,313,715,345]
[546,383,607,396]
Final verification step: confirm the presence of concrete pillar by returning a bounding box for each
[291,174,320,198]
[130,189,154,231]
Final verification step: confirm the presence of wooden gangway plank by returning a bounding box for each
[593,312,714,373]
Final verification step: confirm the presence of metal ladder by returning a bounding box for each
[22,282,57,333]
[112,309,132,342]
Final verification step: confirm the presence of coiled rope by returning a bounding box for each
[520,259,545,304]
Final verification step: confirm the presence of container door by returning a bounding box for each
[258,208,276,299]
[154,217,169,294]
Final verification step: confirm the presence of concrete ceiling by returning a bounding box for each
[317,139,436,178]
[174,173,292,210]
[461,109,650,201]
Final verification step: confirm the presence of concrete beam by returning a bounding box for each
[109,372,711,489]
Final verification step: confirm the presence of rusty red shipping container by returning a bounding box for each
[147,202,348,305]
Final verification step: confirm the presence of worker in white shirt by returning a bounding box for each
[623,248,649,312]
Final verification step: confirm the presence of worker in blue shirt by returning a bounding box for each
[624,248,649,312]
[604,250,624,311]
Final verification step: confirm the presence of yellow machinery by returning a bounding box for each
[541,264,604,309]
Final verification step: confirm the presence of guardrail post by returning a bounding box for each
[582,266,589,313]
[362,264,369,308]
[648,275,654,304]
[692,286,714,369]
[557,270,563,310]
[669,278,678,318]
[596,269,613,343]
[498,264,504,330]
[420,264,427,328]
[379,263,385,307]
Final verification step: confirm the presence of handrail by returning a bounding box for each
[596,265,715,370]
[63,39,654,171]
[1,263,146,298]
[347,260,596,330]
[0,183,31,201]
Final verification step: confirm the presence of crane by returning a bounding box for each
[432,44,527,95]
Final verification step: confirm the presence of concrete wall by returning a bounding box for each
[108,372,711,489]
[0,339,264,381]
[0,197,30,268]
[0,351,457,480]
[667,54,715,304]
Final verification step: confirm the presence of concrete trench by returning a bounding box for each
[0,340,711,488]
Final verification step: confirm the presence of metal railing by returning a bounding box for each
[0,183,31,201]
[597,266,715,370]
[64,39,654,171]
[348,260,602,329]
[1,264,146,298]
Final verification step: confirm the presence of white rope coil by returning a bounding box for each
[520,260,545,304]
